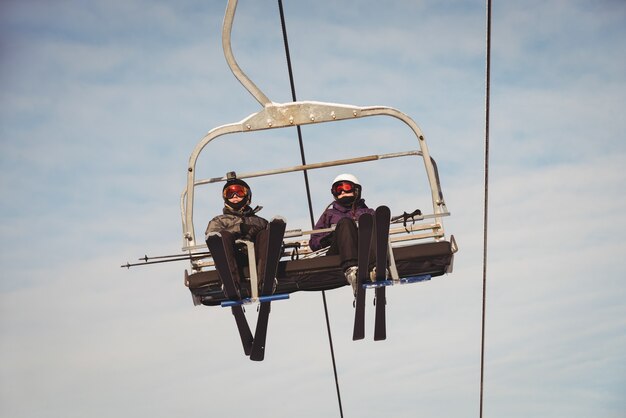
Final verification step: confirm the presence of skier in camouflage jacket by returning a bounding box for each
[205,178,269,290]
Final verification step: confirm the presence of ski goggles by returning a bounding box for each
[332,181,355,196]
[223,184,249,199]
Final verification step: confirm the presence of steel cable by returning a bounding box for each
[276,1,344,417]
[480,0,492,417]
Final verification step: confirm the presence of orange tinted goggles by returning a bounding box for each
[223,184,249,199]
[332,181,355,196]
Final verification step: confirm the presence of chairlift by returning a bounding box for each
[183,0,457,305]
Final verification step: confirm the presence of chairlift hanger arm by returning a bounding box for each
[223,0,271,107]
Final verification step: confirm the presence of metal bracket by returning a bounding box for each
[236,239,259,299]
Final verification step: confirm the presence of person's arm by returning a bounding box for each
[241,216,268,241]
[309,211,330,251]
[205,215,242,239]
[205,217,220,238]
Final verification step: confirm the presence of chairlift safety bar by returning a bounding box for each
[194,150,422,186]
[184,216,447,256]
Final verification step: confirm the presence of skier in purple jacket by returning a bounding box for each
[310,174,375,292]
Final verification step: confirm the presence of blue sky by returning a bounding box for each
[1,1,625,417]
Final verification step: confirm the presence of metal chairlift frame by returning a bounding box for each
[181,0,454,274]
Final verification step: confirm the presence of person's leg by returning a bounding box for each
[217,230,244,287]
[253,228,269,291]
[328,217,359,271]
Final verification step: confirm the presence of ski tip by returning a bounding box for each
[358,212,374,221]
[270,215,287,224]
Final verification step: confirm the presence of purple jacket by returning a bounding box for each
[309,199,375,250]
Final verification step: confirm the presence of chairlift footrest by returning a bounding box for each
[363,274,431,288]
[220,293,290,307]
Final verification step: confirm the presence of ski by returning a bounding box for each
[353,212,374,340]
[374,206,391,341]
[206,232,254,356]
[250,218,286,361]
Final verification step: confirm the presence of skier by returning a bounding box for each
[205,178,271,295]
[310,174,375,293]
[205,177,286,357]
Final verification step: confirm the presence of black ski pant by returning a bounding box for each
[326,217,376,271]
[213,229,269,293]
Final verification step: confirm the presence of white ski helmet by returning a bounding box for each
[331,173,362,200]
[332,173,360,186]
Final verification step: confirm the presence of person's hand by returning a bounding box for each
[320,233,333,248]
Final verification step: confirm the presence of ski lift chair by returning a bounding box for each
[182,0,457,306]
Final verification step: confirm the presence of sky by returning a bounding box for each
[1,0,625,417]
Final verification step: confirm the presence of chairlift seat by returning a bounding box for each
[187,239,454,306]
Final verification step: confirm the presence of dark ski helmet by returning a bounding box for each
[331,173,361,206]
[222,178,251,211]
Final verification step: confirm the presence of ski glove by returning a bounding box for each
[320,233,334,248]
